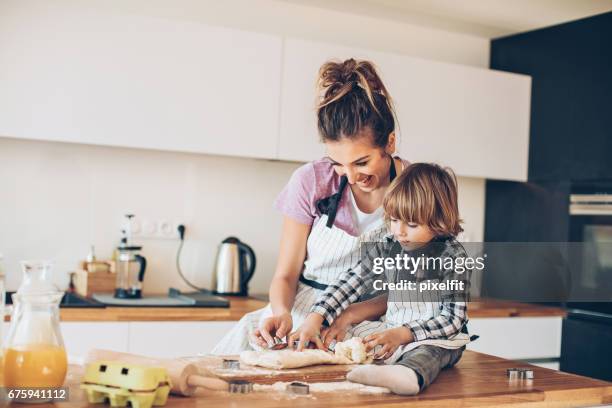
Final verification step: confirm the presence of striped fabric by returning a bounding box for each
[311,235,470,342]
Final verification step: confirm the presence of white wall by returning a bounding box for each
[0,0,488,294]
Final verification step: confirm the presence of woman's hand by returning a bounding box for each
[320,310,355,348]
[253,312,293,348]
[288,313,325,351]
[364,326,414,360]
[258,217,310,348]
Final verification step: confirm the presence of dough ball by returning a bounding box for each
[334,337,368,364]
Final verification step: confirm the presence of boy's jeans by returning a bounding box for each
[395,345,466,390]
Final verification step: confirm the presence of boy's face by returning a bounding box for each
[389,218,435,249]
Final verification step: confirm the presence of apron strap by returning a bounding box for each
[299,273,329,291]
[324,175,348,228]
[389,155,397,182]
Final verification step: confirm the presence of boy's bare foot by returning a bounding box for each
[347,365,420,395]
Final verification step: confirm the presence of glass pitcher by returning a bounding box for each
[3,261,67,388]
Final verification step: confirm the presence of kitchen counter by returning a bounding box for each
[46,351,611,407]
[4,297,561,322]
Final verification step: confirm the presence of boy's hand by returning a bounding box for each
[288,313,325,351]
[254,312,293,348]
[321,309,354,348]
[364,326,414,360]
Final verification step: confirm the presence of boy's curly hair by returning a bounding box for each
[383,163,463,237]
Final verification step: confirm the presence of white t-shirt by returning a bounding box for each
[349,189,385,235]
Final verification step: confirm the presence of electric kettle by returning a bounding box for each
[212,237,256,296]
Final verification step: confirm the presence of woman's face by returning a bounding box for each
[325,128,396,193]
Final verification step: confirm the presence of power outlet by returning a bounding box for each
[129,217,184,240]
[158,220,174,238]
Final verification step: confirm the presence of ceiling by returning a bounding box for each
[281,0,612,38]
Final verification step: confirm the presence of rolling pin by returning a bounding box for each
[85,349,229,396]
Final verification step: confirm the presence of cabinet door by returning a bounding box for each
[61,322,130,363]
[128,321,236,358]
[278,38,531,181]
[278,39,388,162]
[467,317,562,360]
[0,5,281,159]
[387,53,531,181]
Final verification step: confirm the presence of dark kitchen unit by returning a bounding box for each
[484,12,612,381]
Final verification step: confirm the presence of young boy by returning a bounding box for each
[290,162,473,395]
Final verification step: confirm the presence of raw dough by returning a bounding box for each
[240,337,371,369]
[333,337,368,363]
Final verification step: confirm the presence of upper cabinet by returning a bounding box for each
[0,7,282,159]
[0,6,531,181]
[278,38,531,181]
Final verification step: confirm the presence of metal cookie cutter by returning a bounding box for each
[507,368,535,380]
[286,382,310,395]
[507,368,520,380]
[268,337,286,350]
[269,338,307,350]
[229,380,253,394]
[222,359,240,369]
[519,369,534,379]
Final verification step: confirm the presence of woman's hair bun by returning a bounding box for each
[317,58,388,113]
[316,58,397,148]
[336,58,359,84]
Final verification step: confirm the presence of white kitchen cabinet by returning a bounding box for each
[128,321,236,358]
[467,317,562,360]
[0,4,281,159]
[61,322,130,363]
[278,38,531,181]
[2,320,230,362]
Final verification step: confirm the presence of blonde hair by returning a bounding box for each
[316,58,396,147]
[383,163,464,237]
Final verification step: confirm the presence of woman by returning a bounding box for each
[211,58,409,355]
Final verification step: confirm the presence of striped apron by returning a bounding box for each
[210,213,389,355]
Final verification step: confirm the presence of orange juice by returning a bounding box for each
[3,344,67,387]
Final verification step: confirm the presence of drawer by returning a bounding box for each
[128,321,236,358]
[467,317,562,360]
[61,322,130,363]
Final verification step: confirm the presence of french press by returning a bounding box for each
[114,214,147,299]
[114,245,147,299]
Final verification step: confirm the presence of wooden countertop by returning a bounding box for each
[3,297,567,322]
[45,351,611,407]
[58,296,268,322]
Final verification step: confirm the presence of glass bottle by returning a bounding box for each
[3,261,67,388]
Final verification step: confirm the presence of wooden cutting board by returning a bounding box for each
[188,355,359,384]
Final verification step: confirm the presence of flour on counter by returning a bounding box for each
[254,381,390,394]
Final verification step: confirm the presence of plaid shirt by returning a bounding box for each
[310,234,470,341]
